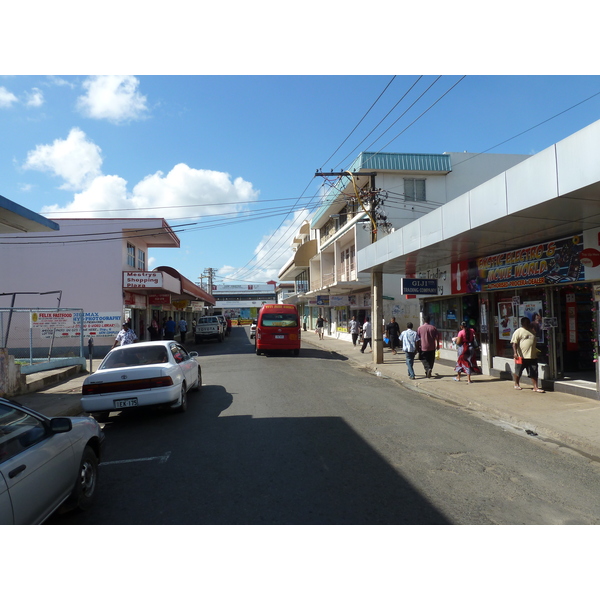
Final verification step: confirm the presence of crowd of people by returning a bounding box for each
[311,312,543,390]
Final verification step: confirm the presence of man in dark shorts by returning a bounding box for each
[511,316,544,393]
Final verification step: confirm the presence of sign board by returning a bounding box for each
[123,271,163,288]
[401,278,438,295]
[39,312,122,338]
[149,294,171,305]
[31,311,75,328]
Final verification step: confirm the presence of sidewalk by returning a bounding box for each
[304,335,600,461]
[10,339,600,461]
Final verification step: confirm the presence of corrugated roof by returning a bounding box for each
[312,152,452,226]
[346,152,452,173]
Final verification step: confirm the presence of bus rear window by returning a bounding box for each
[261,313,298,327]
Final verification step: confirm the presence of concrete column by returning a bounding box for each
[372,271,384,364]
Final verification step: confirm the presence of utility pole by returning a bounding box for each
[314,170,384,364]
[198,268,217,314]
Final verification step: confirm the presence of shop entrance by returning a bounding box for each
[557,284,595,381]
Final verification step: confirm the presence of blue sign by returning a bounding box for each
[401,278,438,295]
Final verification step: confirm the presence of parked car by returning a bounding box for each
[216,315,227,337]
[80,341,202,420]
[0,396,104,525]
[250,319,257,339]
[194,315,224,343]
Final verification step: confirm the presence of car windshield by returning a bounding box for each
[100,346,169,369]
[261,313,298,327]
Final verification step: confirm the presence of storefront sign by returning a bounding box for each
[30,311,75,328]
[473,235,585,291]
[149,294,171,305]
[316,295,329,306]
[401,278,438,295]
[123,271,163,288]
[329,295,347,307]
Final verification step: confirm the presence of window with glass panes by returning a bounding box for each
[127,243,136,268]
[404,178,426,202]
[137,248,146,270]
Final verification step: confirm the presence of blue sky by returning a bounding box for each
[2,4,600,293]
[3,74,600,289]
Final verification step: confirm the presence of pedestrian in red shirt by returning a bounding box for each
[417,315,439,378]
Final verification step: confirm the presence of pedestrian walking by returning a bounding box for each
[399,322,419,379]
[316,315,326,340]
[147,318,160,341]
[349,316,360,346]
[511,316,544,392]
[416,315,439,378]
[112,322,138,348]
[385,317,401,354]
[360,316,372,353]
[179,318,188,344]
[164,317,176,340]
[452,321,481,384]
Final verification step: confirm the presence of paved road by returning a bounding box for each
[49,328,600,524]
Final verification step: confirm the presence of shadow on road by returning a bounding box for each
[51,383,450,525]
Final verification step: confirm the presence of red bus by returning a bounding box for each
[255,304,301,356]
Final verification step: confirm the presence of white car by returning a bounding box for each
[0,397,104,525]
[250,319,257,339]
[81,341,202,420]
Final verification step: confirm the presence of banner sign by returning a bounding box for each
[401,278,438,295]
[39,312,122,338]
[469,235,585,292]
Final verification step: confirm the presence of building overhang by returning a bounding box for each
[0,194,60,233]
[357,120,600,277]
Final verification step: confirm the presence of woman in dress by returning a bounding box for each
[453,321,481,384]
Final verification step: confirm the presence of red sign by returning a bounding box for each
[580,248,600,268]
[149,294,171,305]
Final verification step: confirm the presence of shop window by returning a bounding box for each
[127,243,135,268]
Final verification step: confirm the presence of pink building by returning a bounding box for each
[0,218,214,360]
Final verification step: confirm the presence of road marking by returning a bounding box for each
[101,451,171,466]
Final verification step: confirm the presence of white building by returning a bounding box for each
[357,120,600,398]
[282,151,530,341]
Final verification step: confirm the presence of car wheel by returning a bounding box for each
[256,345,262,356]
[193,364,202,392]
[293,349,300,356]
[67,446,99,512]
[174,384,187,412]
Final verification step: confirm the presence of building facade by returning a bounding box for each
[0,218,214,359]
[357,119,600,398]
[282,151,530,341]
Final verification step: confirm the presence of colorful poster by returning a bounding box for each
[498,302,516,340]
[520,300,544,343]
[475,235,584,291]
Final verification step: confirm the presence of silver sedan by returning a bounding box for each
[0,397,104,525]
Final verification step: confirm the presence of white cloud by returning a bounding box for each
[24,87,44,107]
[0,86,18,108]
[232,208,310,282]
[131,164,259,219]
[76,75,148,123]
[23,127,103,191]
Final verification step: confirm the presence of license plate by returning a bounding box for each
[115,399,138,408]
[274,335,284,339]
